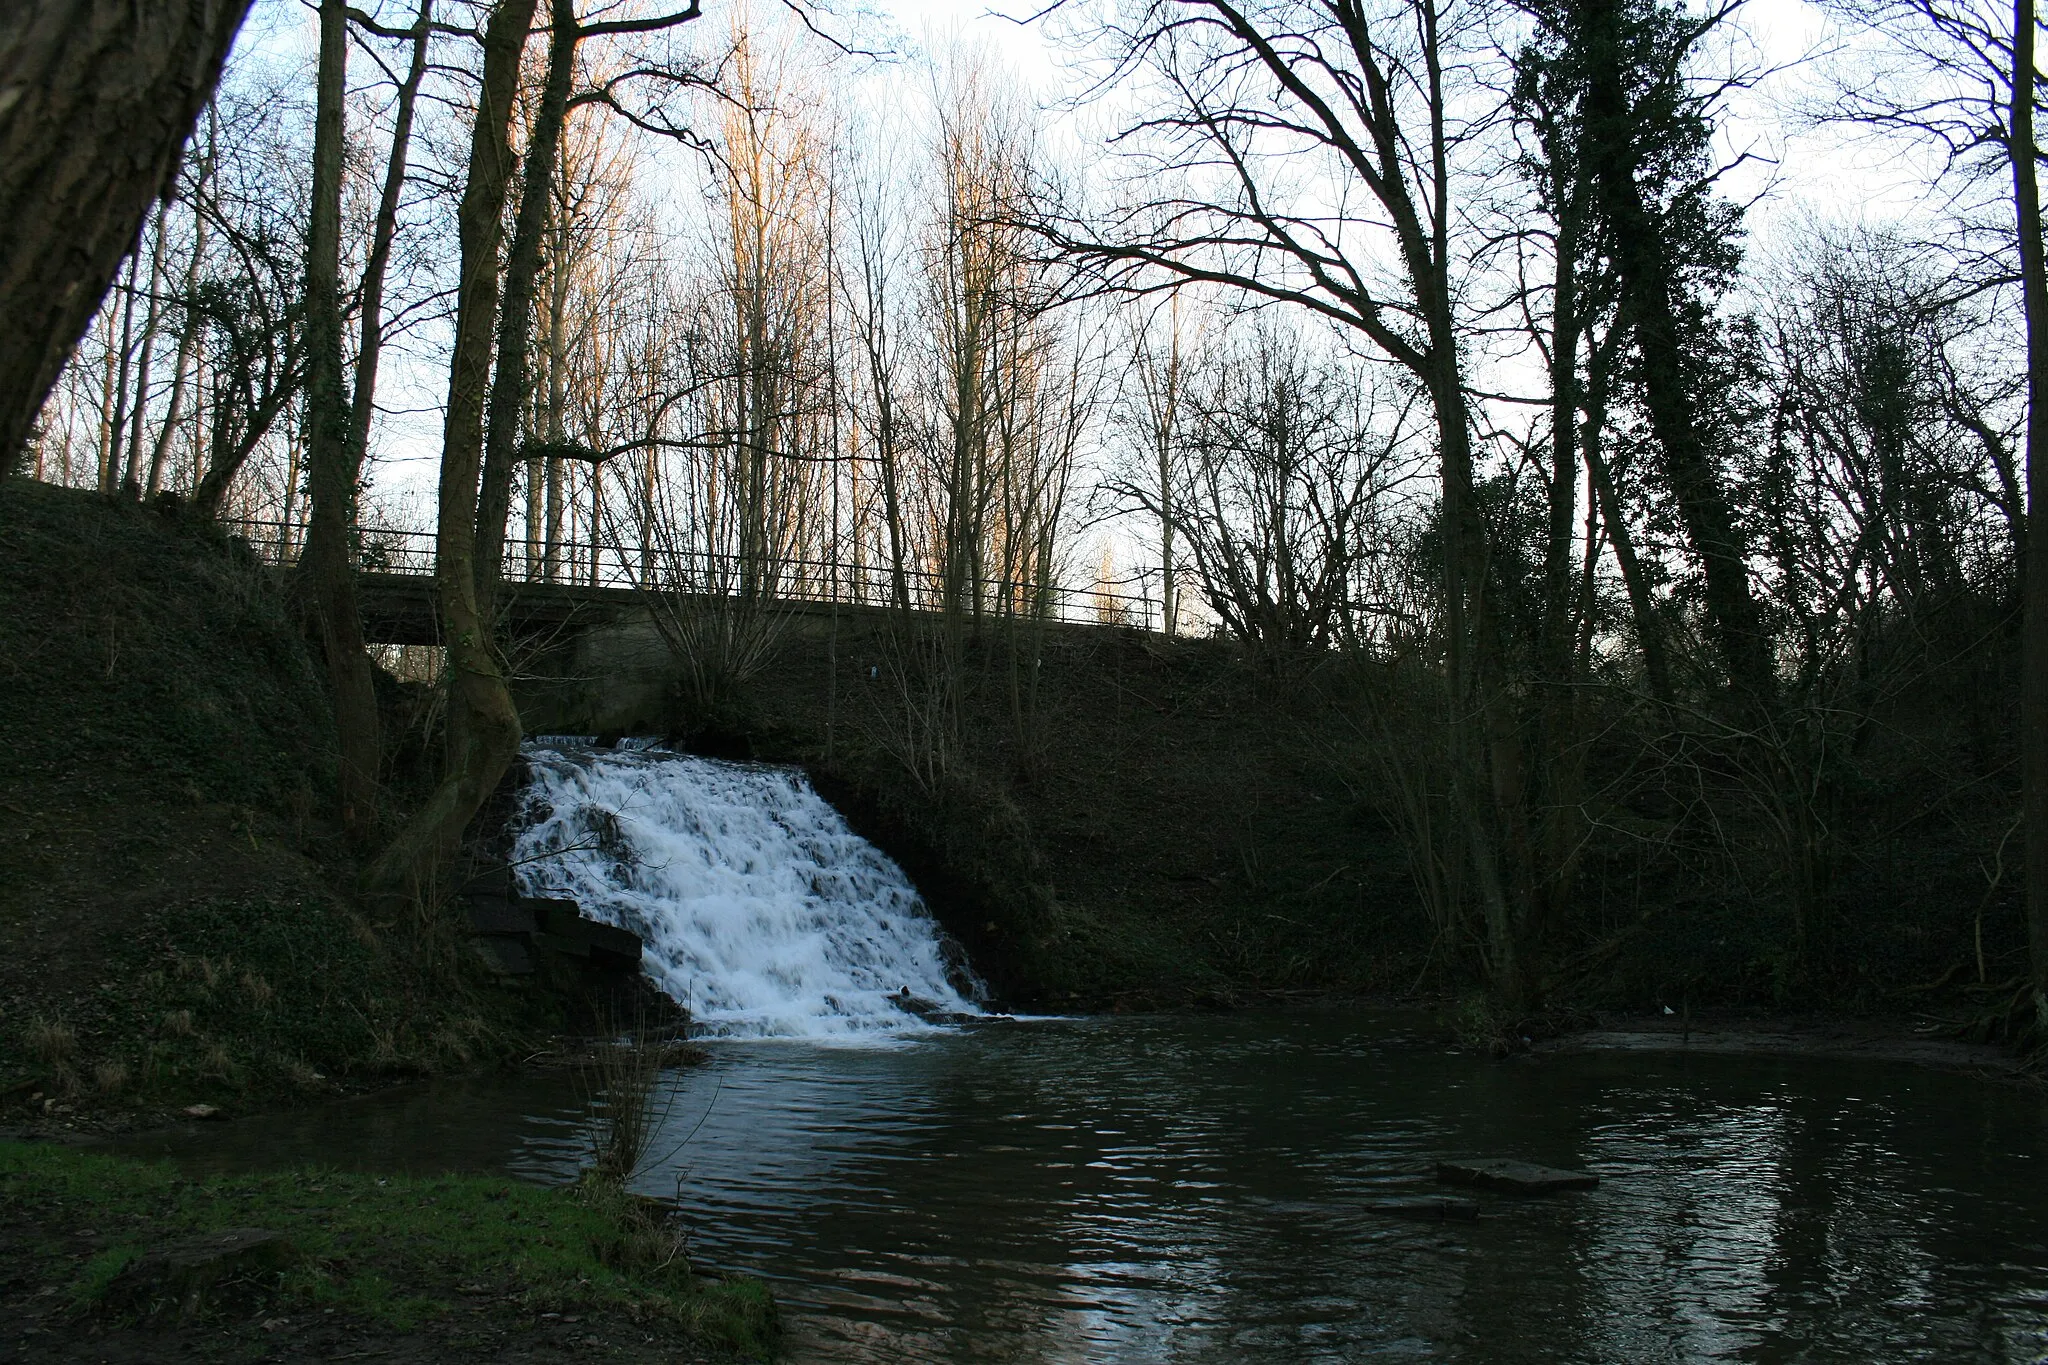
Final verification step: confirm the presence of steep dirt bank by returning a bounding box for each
[2,476,2021,1056]
[0,480,562,1129]
[0,480,777,1357]
[668,620,1430,1010]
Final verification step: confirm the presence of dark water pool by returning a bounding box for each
[115,1013,2048,1362]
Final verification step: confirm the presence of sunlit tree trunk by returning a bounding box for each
[477,0,578,616]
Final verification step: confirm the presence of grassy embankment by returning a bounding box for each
[0,477,560,1122]
[0,1139,776,1362]
[0,479,777,1358]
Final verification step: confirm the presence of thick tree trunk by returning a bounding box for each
[1432,352,1527,1010]
[0,0,250,474]
[365,0,538,903]
[475,0,578,617]
[299,0,382,846]
[2013,0,2048,1033]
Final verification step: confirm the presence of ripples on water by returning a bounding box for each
[117,1013,2048,1363]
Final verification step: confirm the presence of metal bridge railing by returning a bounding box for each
[225,519,1164,631]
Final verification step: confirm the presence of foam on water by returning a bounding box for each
[511,742,983,1040]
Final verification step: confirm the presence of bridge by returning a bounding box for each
[228,519,1164,643]
[228,519,1168,733]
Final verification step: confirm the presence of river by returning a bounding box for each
[116,1010,2048,1363]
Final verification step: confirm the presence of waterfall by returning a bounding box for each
[511,742,985,1040]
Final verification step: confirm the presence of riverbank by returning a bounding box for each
[1541,1007,2041,1083]
[0,480,586,1130]
[0,1139,776,1363]
[653,603,2028,1024]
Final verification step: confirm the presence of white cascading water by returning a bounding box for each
[511,742,984,1040]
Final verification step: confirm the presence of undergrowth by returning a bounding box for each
[0,894,562,1111]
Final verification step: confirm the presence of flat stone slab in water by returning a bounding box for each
[1368,1196,1480,1222]
[1436,1159,1599,1193]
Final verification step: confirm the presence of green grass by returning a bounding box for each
[0,1140,778,1357]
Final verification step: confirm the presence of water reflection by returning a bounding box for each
[114,1013,2048,1362]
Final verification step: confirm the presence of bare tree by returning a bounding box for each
[1114,293,1195,634]
[1816,0,2048,1030]
[841,115,918,611]
[1036,0,1561,1005]
[1116,316,1412,659]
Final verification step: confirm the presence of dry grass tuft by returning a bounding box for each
[239,971,275,1009]
[579,1015,679,1187]
[198,1041,237,1081]
[281,1056,324,1091]
[26,1017,76,1066]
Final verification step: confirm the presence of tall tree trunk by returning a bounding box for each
[95,310,120,491]
[2014,0,2048,1033]
[0,0,251,474]
[544,452,565,580]
[349,0,433,469]
[296,0,426,849]
[365,0,538,902]
[1587,443,1673,703]
[279,419,303,548]
[146,211,207,497]
[1577,0,1773,700]
[299,0,382,845]
[532,215,569,577]
[150,103,218,497]
[1405,0,1528,1010]
[105,251,140,494]
[122,201,172,495]
[476,0,578,618]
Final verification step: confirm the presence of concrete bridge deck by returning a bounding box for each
[228,518,1165,732]
[354,572,1138,646]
